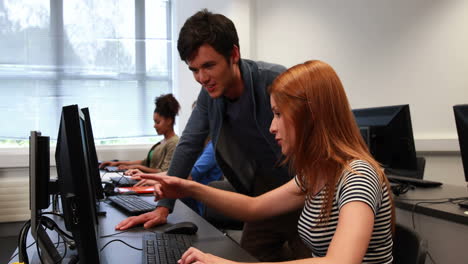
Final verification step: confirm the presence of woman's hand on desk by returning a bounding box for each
[124,169,158,187]
[133,178,158,187]
[133,171,167,186]
[117,164,136,170]
[125,168,142,176]
[99,161,119,169]
[126,169,157,187]
[179,247,237,264]
[115,207,169,230]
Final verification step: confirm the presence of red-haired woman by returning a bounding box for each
[138,60,394,264]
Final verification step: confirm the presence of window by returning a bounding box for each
[0,0,172,147]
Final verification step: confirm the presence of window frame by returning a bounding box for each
[0,0,173,148]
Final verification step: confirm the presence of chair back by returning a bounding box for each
[393,224,427,264]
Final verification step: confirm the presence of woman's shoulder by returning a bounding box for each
[341,159,380,183]
[166,135,179,145]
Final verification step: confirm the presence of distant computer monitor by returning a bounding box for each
[55,105,101,263]
[352,104,423,178]
[453,104,468,184]
[81,107,104,200]
[29,131,62,263]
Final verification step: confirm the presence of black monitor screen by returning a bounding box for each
[359,127,370,147]
[55,105,101,263]
[81,107,104,200]
[353,104,421,178]
[454,104,468,183]
[29,131,63,262]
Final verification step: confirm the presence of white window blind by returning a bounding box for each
[0,0,172,143]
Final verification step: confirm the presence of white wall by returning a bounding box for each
[253,0,468,151]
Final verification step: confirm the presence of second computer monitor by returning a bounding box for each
[55,104,101,263]
[81,107,105,200]
[352,104,421,178]
[453,104,468,184]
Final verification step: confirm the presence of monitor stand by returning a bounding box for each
[385,156,426,179]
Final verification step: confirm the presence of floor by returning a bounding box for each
[0,221,25,263]
[0,236,18,263]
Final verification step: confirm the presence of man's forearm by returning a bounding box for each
[190,182,258,222]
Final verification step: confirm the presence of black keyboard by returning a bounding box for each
[387,175,443,188]
[105,166,127,172]
[108,195,156,215]
[142,233,194,264]
[111,176,139,186]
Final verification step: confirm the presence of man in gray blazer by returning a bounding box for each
[116,9,309,261]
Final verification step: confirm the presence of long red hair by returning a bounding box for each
[270,60,393,224]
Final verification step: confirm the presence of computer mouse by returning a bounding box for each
[163,221,198,235]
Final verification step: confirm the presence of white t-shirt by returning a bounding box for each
[296,160,393,264]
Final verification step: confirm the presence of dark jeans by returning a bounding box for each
[240,209,311,262]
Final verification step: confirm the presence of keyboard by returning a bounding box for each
[142,233,194,264]
[387,175,443,188]
[105,166,127,172]
[108,195,156,215]
[111,176,139,186]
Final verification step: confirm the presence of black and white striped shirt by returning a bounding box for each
[297,160,393,263]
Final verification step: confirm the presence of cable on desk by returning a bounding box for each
[18,220,31,264]
[448,196,468,207]
[8,242,36,263]
[100,239,142,252]
[410,199,455,229]
[406,197,466,264]
[53,229,69,264]
[40,215,74,241]
[35,240,68,264]
[100,230,131,238]
[113,171,130,186]
[100,225,150,238]
[55,231,61,249]
[41,211,64,218]
[391,183,413,196]
[403,196,468,229]
[36,215,69,264]
[16,215,76,264]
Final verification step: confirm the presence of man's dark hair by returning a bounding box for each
[177,9,240,62]
[154,94,180,124]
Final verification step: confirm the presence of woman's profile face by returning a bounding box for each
[269,96,295,155]
[153,112,172,136]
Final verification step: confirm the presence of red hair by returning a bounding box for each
[270,60,393,224]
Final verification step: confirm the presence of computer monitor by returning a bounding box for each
[352,104,423,178]
[81,107,105,200]
[453,104,468,184]
[55,104,101,263]
[29,131,62,263]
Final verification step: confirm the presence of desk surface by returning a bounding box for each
[10,197,256,263]
[393,183,468,225]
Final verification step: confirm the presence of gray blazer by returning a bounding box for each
[160,59,289,211]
